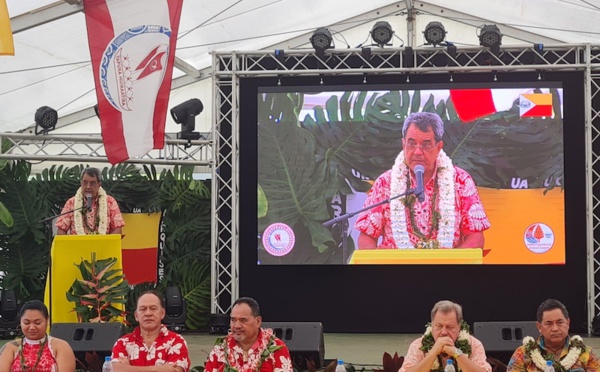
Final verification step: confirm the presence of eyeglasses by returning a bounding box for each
[404,140,437,151]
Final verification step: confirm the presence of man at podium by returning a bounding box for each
[55,167,125,235]
[354,112,490,249]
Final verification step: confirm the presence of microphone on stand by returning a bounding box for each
[85,193,92,210]
[414,165,425,203]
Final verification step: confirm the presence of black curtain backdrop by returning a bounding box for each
[238,71,587,333]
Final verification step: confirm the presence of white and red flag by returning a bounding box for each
[83,0,183,164]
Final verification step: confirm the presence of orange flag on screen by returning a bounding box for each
[520,93,552,117]
[0,0,14,56]
[449,89,497,122]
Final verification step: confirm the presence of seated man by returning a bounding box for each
[204,297,292,372]
[400,300,491,372]
[507,298,599,371]
[111,290,190,372]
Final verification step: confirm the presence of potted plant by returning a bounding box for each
[66,252,129,323]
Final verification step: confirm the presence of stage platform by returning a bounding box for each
[1,333,599,369]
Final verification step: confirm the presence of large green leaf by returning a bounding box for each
[257,115,336,253]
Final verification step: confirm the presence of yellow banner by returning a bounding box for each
[0,0,14,56]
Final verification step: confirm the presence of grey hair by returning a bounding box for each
[402,112,445,142]
[431,300,463,324]
[80,167,102,182]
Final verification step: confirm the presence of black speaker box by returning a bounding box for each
[262,322,325,370]
[50,322,126,355]
[473,321,538,364]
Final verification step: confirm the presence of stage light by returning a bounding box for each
[34,106,58,135]
[423,21,446,46]
[310,28,333,57]
[0,289,20,338]
[371,21,393,47]
[479,24,502,49]
[209,313,230,335]
[162,287,187,333]
[170,98,203,141]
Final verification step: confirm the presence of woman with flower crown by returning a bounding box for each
[507,299,599,372]
[400,300,491,372]
[55,167,125,235]
[0,300,75,371]
[354,112,490,250]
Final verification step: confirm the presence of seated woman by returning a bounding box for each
[0,300,76,371]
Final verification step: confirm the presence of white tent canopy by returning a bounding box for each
[2,0,600,135]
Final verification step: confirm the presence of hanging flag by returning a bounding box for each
[449,89,497,122]
[0,0,14,56]
[519,93,553,117]
[83,0,183,164]
[121,212,163,284]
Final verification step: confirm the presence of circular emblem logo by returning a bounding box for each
[523,223,555,254]
[262,223,295,257]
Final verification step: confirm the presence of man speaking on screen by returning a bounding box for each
[354,112,490,249]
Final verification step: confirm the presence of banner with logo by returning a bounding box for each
[0,0,14,56]
[83,0,183,164]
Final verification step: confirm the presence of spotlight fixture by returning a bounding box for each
[371,21,393,47]
[423,21,446,46]
[310,28,333,57]
[34,106,58,135]
[162,287,187,333]
[479,24,502,52]
[170,98,203,141]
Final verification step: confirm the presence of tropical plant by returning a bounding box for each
[0,162,212,329]
[66,252,129,323]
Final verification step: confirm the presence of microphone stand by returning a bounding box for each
[39,205,87,324]
[322,188,420,264]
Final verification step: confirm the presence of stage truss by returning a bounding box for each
[213,43,600,332]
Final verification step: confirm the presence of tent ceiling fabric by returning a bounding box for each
[2,0,600,133]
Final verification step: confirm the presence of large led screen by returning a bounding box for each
[257,83,564,265]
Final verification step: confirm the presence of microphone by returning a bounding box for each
[85,193,92,210]
[414,165,425,203]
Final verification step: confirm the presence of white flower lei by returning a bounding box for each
[390,149,456,248]
[73,187,108,235]
[522,335,584,371]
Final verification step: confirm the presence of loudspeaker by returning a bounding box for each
[262,322,324,370]
[474,321,537,364]
[0,289,18,320]
[473,321,538,352]
[50,322,125,356]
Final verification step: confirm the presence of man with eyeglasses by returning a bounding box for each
[204,297,293,372]
[55,167,125,235]
[354,111,490,249]
[507,299,599,372]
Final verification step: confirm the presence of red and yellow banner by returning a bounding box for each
[0,0,14,56]
[121,212,162,284]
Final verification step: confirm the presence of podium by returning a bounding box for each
[44,234,123,324]
[348,248,483,264]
